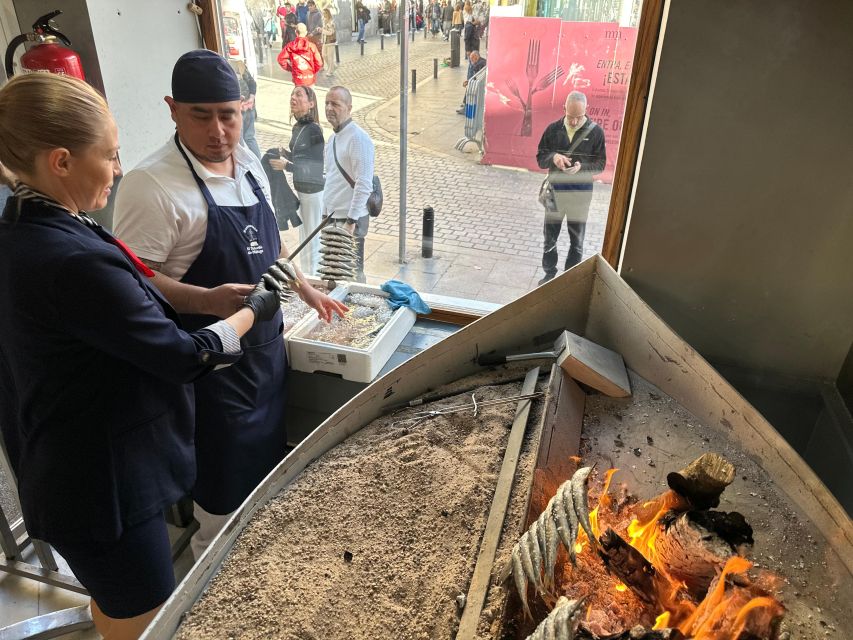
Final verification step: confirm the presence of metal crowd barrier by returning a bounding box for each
[455,66,488,153]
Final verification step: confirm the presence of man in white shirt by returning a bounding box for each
[323,86,375,282]
[113,50,346,559]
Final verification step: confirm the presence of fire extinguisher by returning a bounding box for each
[4,10,85,80]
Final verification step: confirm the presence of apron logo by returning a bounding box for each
[243,224,264,256]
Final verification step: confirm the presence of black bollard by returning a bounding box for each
[422,207,435,258]
[433,58,438,78]
[335,44,340,63]
[360,41,364,56]
[397,31,401,45]
[411,28,415,42]
[412,69,417,92]
[381,34,384,50]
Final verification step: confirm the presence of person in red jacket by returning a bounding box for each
[277,23,323,86]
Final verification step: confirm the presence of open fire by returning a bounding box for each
[517,453,786,639]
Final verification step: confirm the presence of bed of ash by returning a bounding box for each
[175,366,545,640]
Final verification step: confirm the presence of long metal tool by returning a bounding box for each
[398,0,409,264]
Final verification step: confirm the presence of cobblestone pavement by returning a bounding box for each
[255,32,611,303]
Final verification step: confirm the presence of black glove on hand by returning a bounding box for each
[241,279,280,322]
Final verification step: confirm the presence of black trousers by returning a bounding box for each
[542,213,587,275]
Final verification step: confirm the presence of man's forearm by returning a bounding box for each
[142,260,212,315]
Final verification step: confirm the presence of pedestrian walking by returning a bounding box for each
[441,0,453,39]
[114,50,347,561]
[321,8,338,76]
[269,86,326,275]
[452,2,464,30]
[0,72,281,639]
[430,0,442,37]
[535,91,607,284]
[277,23,324,86]
[230,57,262,160]
[356,1,370,43]
[323,86,376,282]
[306,0,323,47]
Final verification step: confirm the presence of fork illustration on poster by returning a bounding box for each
[504,40,564,137]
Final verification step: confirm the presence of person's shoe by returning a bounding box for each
[537,273,556,286]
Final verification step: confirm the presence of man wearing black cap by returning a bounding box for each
[114,50,347,559]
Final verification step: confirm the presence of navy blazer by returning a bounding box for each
[0,198,240,543]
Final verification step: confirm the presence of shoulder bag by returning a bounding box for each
[538,120,597,210]
[332,137,383,217]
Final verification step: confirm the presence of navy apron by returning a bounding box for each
[175,135,288,515]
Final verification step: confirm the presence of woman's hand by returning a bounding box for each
[269,158,286,171]
[299,284,349,323]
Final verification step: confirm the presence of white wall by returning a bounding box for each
[0,0,18,82]
[86,0,202,170]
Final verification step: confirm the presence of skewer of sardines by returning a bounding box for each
[511,466,596,617]
[318,223,357,282]
[261,258,300,302]
[524,596,586,640]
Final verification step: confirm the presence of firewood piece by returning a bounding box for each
[575,626,684,639]
[655,511,736,597]
[597,528,657,605]
[666,452,735,509]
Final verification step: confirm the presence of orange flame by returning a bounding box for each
[614,582,627,593]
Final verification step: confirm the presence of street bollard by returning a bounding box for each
[397,31,401,45]
[422,207,434,258]
[424,25,427,39]
[381,34,384,50]
[360,41,364,56]
[433,58,438,78]
[335,43,340,64]
[411,28,415,42]
[412,69,416,93]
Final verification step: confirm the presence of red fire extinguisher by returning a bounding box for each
[4,10,85,80]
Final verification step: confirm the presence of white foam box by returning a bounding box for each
[287,283,418,383]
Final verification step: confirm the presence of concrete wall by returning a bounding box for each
[620,0,853,382]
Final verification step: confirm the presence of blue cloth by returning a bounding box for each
[381,280,431,314]
[172,49,241,103]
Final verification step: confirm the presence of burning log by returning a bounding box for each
[597,528,657,605]
[575,628,684,640]
[666,453,735,510]
[655,510,753,597]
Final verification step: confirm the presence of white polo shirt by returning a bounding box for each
[113,137,274,280]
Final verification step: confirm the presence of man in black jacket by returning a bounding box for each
[535,91,606,285]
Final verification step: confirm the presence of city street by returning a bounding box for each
[255,32,611,304]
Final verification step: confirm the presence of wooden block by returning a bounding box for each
[555,330,631,397]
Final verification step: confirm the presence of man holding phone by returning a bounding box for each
[535,91,606,285]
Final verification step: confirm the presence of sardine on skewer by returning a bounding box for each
[511,543,532,619]
[519,531,538,589]
[525,596,585,640]
[570,466,597,551]
[551,485,575,564]
[527,520,544,592]
[560,482,580,565]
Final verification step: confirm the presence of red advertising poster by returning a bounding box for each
[482,17,637,183]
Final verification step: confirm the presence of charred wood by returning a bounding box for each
[597,528,657,605]
[655,511,736,597]
[575,626,684,639]
[666,453,735,509]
